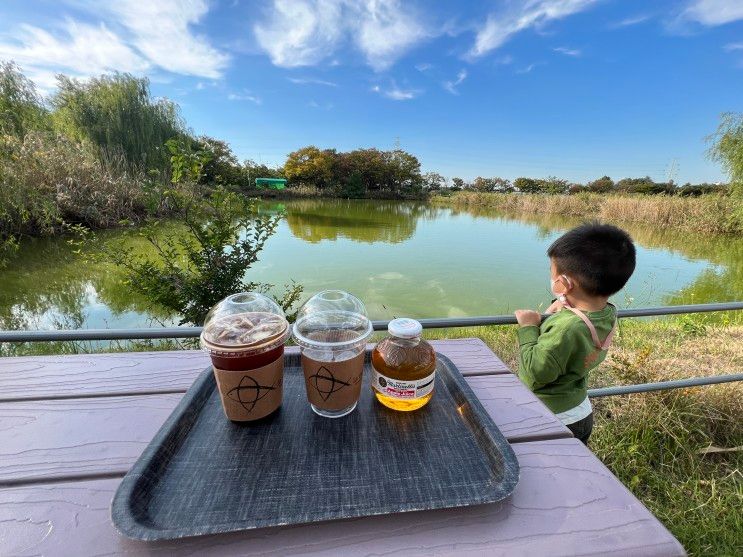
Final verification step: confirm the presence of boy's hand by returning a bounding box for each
[515,309,542,327]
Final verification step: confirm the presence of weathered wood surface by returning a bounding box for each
[0,438,685,557]
[0,338,511,402]
[0,374,570,486]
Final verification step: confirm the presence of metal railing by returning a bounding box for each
[1,301,741,398]
[1,301,742,343]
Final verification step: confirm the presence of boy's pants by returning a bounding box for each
[566,412,593,445]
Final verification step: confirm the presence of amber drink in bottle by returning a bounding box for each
[372,318,436,411]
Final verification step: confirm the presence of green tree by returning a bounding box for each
[709,112,743,200]
[587,175,614,193]
[339,171,366,198]
[0,62,48,137]
[52,73,187,173]
[422,172,446,191]
[514,177,541,193]
[197,136,242,187]
[451,177,464,190]
[385,148,423,195]
[540,176,569,194]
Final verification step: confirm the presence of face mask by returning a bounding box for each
[550,274,573,301]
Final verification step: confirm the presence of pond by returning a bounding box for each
[1,199,742,333]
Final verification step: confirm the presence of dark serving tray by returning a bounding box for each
[111,351,520,541]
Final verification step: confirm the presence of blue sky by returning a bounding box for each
[1,1,742,184]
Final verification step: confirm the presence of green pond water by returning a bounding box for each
[1,199,742,334]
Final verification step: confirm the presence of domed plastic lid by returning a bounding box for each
[388,318,422,339]
[200,292,289,357]
[292,290,373,349]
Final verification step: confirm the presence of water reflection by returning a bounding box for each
[458,209,743,307]
[282,199,434,244]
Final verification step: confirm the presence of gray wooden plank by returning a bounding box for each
[0,438,685,557]
[0,339,511,402]
[0,374,569,486]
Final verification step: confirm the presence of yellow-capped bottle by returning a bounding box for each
[372,318,436,411]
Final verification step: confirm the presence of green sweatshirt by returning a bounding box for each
[517,304,616,414]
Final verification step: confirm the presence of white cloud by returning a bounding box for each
[611,14,651,28]
[0,19,150,92]
[288,77,338,86]
[553,46,581,56]
[254,0,344,67]
[682,0,743,26]
[371,83,420,100]
[468,0,600,59]
[355,0,428,70]
[0,0,228,92]
[228,91,262,104]
[254,0,429,71]
[415,62,433,72]
[442,69,467,94]
[97,0,229,78]
[725,42,743,51]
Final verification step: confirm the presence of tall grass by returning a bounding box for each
[436,191,743,235]
[425,317,742,556]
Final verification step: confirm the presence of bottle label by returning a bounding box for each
[372,368,435,399]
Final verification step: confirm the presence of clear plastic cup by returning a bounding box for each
[292,290,373,418]
[200,293,290,421]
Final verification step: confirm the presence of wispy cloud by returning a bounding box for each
[97,1,228,78]
[553,46,581,56]
[725,42,743,51]
[254,0,429,71]
[611,14,652,28]
[415,62,433,72]
[0,0,227,91]
[288,77,337,86]
[442,69,467,94]
[0,19,149,92]
[308,100,334,110]
[371,83,420,100]
[516,63,541,74]
[468,0,600,59]
[228,91,262,104]
[681,0,743,26]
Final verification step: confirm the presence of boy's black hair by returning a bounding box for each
[548,223,636,297]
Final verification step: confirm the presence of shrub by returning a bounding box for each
[587,175,614,193]
[106,188,302,325]
[514,177,541,193]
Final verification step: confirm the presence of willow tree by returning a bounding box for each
[51,74,187,174]
[709,112,743,197]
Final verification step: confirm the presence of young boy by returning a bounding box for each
[514,223,636,444]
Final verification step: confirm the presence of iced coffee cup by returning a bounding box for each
[292,290,373,418]
[200,293,290,422]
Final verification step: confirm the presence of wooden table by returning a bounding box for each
[0,339,685,556]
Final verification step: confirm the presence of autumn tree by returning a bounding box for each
[284,146,336,189]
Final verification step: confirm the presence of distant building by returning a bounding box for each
[255,178,287,189]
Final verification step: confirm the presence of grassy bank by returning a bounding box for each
[433,191,743,235]
[427,316,743,556]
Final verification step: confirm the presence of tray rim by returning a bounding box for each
[111,351,520,541]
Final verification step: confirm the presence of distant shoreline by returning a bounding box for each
[432,191,743,235]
